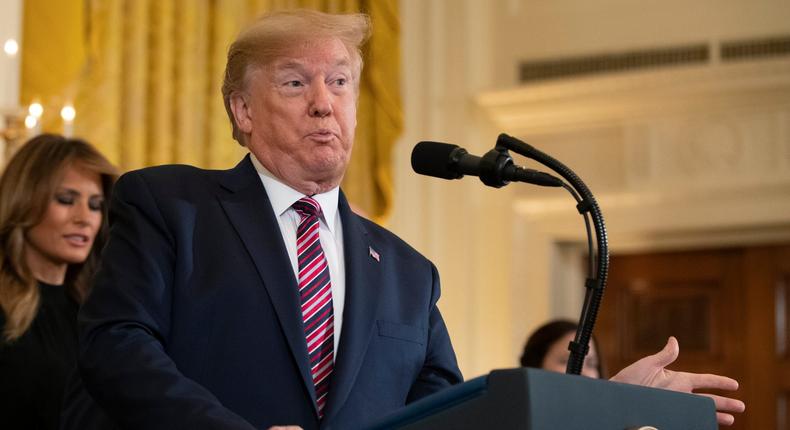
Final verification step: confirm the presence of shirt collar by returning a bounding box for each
[250,153,340,234]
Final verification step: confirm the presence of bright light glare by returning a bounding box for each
[28,102,43,118]
[61,105,76,122]
[24,115,37,129]
[4,39,18,56]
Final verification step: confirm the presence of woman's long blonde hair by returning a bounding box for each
[0,134,117,341]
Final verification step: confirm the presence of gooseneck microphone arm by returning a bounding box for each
[410,136,607,375]
[496,133,609,376]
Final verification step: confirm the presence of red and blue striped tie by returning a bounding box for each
[293,197,334,418]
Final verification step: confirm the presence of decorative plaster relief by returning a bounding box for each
[680,117,742,175]
[624,110,788,189]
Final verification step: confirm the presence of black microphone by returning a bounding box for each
[411,141,563,188]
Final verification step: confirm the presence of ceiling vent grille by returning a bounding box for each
[518,35,790,84]
[519,44,709,83]
[721,35,790,61]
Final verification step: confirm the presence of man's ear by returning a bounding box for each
[229,92,253,134]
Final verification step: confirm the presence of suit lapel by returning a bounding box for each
[216,161,382,422]
[216,156,317,411]
[322,194,382,423]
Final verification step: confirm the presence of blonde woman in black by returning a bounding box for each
[0,134,116,429]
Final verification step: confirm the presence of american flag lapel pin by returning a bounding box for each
[369,246,380,262]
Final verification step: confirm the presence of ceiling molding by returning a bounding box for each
[476,58,790,136]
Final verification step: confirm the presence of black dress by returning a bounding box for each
[0,282,79,430]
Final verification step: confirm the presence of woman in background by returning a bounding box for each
[520,319,604,379]
[0,134,116,429]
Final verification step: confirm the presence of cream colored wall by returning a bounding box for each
[0,0,23,166]
[393,0,790,379]
[0,0,22,107]
[492,0,790,85]
[392,0,518,378]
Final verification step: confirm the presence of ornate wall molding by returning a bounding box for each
[476,58,790,251]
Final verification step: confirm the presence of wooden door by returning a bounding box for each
[744,245,790,430]
[596,245,790,430]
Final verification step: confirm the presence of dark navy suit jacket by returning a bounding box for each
[75,156,462,429]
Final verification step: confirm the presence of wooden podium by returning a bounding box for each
[364,368,716,430]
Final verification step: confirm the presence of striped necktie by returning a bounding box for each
[293,196,334,418]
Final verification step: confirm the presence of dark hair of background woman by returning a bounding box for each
[520,319,605,378]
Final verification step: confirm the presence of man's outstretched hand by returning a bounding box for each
[610,336,746,426]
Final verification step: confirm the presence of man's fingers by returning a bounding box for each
[698,393,746,413]
[716,412,735,426]
[688,373,740,391]
[699,393,745,426]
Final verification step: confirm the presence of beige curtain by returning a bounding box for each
[21,0,401,222]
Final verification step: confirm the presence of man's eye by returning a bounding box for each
[286,80,303,87]
[335,78,347,86]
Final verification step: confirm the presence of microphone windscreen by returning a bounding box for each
[411,141,461,179]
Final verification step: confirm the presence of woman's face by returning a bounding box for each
[25,164,104,278]
[541,332,601,379]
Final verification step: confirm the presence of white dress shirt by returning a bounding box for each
[250,154,345,356]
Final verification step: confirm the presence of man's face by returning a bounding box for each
[236,37,358,194]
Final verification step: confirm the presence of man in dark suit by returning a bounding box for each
[75,10,460,430]
[74,9,744,430]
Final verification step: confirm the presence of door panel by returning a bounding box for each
[597,245,790,430]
